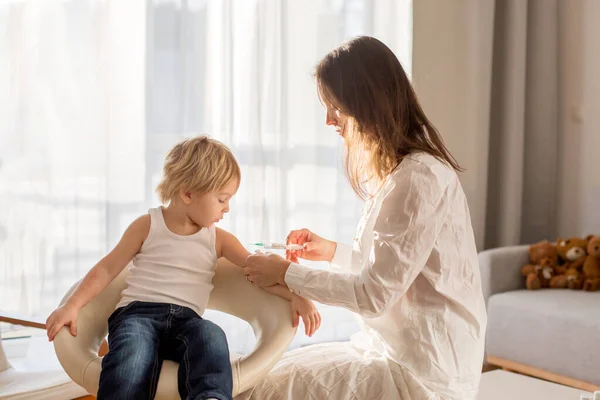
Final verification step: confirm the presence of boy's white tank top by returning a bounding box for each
[116,207,218,316]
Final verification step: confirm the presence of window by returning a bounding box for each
[0,0,412,352]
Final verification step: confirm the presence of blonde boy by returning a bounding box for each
[46,136,321,400]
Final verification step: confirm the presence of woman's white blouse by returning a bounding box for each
[285,152,487,399]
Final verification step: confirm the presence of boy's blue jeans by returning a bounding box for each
[97,301,233,400]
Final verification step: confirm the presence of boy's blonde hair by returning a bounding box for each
[156,135,241,204]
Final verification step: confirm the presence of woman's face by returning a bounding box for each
[325,103,349,139]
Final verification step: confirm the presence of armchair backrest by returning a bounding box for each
[479,245,529,305]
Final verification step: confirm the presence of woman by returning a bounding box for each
[242,36,487,400]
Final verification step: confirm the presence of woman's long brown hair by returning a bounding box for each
[315,36,462,200]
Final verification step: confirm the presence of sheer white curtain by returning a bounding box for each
[0,0,412,353]
[0,1,147,317]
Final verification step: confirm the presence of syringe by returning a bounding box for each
[249,242,304,251]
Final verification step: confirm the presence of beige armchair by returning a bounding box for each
[0,312,89,399]
[53,258,297,399]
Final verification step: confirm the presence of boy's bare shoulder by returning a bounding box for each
[215,227,239,241]
[131,213,151,230]
[125,213,151,243]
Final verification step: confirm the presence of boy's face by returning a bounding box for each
[187,179,239,228]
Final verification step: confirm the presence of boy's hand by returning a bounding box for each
[46,302,79,341]
[290,295,321,337]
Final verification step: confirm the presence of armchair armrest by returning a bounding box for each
[479,245,529,305]
[0,311,46,329]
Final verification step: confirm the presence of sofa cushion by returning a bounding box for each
[486,290,600,386]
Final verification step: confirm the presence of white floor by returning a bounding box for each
[478,370,593,400]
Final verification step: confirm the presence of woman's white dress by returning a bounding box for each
[237,152,487,400]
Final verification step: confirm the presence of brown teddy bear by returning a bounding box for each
[529,240,558,265]
[521,240,558,290]
[524,256,556,290]
[556,237,587,274]
[583,235,600,291]
[550,266,584,290]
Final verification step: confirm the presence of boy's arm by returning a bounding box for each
[66,215,149,309]
[216,228,294,301]
[215,229,321,335]
[260,282,294,301]
[46,215,149,340]
[216,227,251,268]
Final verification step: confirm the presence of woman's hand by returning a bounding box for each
[245,253,291,287]
[290,295,321,337]
[286,228,337,263]
[46,302,79,341]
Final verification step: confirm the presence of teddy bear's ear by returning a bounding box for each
[585,234,594,242]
